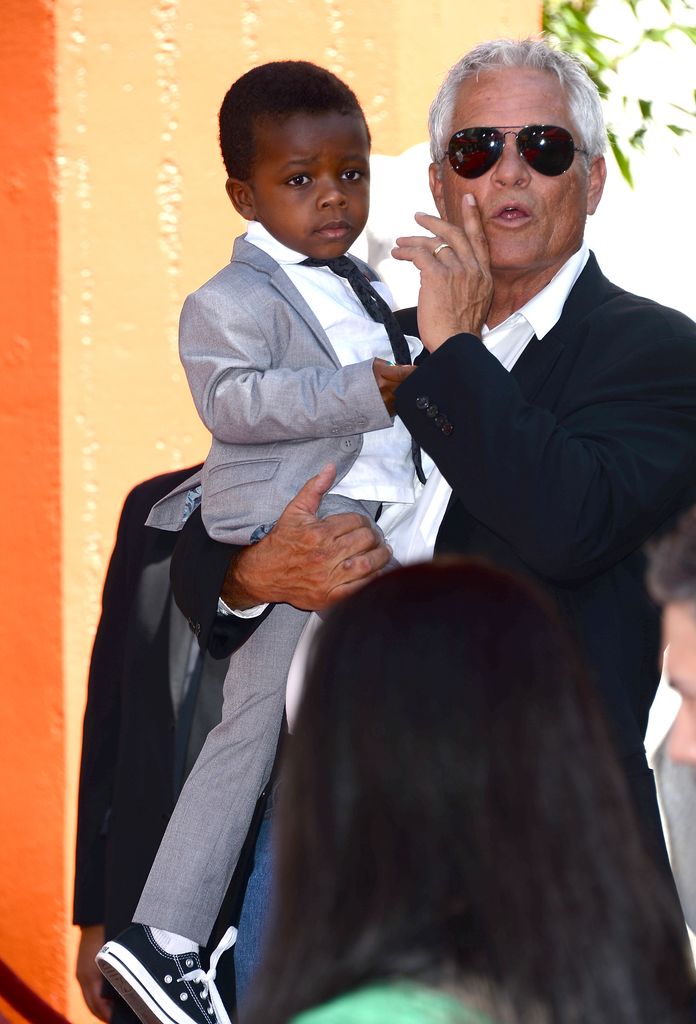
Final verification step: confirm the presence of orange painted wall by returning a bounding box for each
[0,0,64,1016]
[1,2,539,1021]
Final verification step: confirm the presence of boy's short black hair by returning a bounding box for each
[219,60,370,180]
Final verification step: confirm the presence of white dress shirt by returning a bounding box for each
[285,244,590,726]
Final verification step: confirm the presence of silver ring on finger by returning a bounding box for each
[432,242,451,257]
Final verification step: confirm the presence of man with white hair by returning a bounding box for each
[162,36,696,1012]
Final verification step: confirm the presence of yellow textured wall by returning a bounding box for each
[4,1,539,1020]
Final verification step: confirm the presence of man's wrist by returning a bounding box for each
[220,544,267,609]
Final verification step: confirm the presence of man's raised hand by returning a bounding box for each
[392,193,493,351]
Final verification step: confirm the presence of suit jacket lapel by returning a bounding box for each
[232,235,343,366]
[511,252,612,401]
[135,552,173,644]
[432,252,610,545]
[510,332,564,400]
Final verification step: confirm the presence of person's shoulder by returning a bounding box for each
[582,254,696,341]
[121,465,204,519]
[597,288,696,339]
[184,236,282,311]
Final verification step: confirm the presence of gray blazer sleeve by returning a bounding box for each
[180,283,392,446]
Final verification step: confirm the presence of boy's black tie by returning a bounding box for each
[301,255,426,483]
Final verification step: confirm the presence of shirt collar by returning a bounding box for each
[485,243,590,341]
[246,223,589,340]
[244,220,309,265]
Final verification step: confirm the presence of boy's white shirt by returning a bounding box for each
[245,220,425,504]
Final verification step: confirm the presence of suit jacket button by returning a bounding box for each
[426,403,439,418]
[416,396,429,409]
[441,422,454,436]
[340,438,357,451]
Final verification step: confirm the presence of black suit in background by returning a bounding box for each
[170,253,696,857]
[73,467,253,1023]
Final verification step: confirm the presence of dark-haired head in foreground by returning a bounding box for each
[246,560,693,1024]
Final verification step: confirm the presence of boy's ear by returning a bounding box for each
[226,177,256,220]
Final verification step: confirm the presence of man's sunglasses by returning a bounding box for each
[447,124,587,179]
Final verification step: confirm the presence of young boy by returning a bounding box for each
[97,61,425,1024]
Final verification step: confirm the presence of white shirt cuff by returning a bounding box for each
[217,597,269,619]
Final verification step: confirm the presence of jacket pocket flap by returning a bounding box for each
[204,458,281,492]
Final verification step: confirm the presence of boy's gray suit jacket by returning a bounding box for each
[147,236,393,541]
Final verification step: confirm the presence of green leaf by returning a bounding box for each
[642,27,671,44]
[540,0,696,183]
[670,102,696,117]
[584,42,619,68]
[608,131,634,187]
[629,126,647,149]
[675,25,696,44]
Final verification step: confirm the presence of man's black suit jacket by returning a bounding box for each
[73,466,234,942]
[171,253,696,780]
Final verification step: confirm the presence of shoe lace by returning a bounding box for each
[178,926,237,1024]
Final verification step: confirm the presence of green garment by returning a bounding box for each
[291,981,495,1024]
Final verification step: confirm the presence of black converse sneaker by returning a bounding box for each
[96,924,236,1024]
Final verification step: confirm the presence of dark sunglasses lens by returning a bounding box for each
[448,128,502,179]
[518,125,575,176]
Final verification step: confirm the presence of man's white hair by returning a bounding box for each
[428,37,607,166]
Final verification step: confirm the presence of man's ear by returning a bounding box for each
[428,162,446,219]
[226,177,255,220]
[586,155,607,217]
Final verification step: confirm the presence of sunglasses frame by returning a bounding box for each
[446,124,587,179]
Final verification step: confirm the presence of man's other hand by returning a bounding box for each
[221,465,391,611]
[76,925,113,1022]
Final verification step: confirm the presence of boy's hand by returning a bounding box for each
[372,358,416,414]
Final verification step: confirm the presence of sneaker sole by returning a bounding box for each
[97,943,208,1024]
